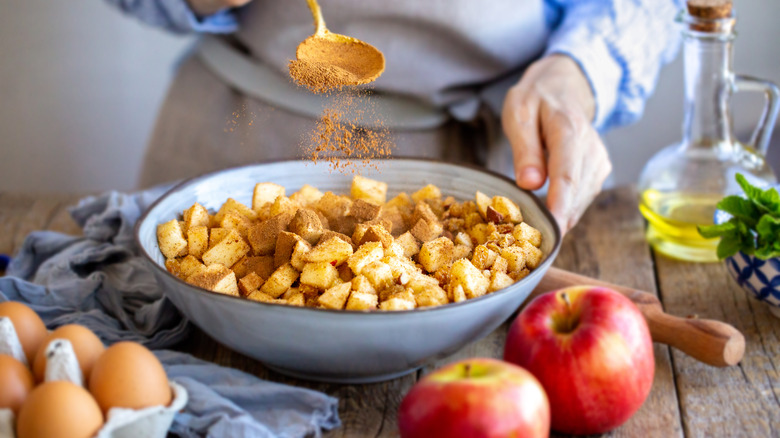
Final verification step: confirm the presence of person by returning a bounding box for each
[105,0,681,233]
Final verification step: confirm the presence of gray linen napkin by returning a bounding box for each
[0,187,340,438]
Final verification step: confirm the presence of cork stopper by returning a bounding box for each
[687,0,733,19]
[687,0,733,32]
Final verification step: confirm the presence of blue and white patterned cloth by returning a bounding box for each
[103,0,683,132]
[1,188,340,437]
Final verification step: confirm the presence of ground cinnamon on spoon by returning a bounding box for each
[289,59,359,94]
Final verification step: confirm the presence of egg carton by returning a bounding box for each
[0,317,188,438]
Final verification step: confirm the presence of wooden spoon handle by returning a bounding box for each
[532,267,745,367]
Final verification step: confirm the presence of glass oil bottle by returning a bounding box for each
[638,0,779,262]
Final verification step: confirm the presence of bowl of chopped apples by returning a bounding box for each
[135,159,561,383]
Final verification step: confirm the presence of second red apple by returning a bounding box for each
[504,286,654,435]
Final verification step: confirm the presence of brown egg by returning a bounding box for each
[89,341,172,415]
[0,302,47,364]
[16,381,104,438]
[33,324,105,383]
[0,354,35,414]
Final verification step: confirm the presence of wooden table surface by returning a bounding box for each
[1,186,778,437]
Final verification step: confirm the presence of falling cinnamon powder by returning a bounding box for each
[290,61,393,173]
[304,92,393,173]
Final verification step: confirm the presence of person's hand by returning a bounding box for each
[187,0,252,17]
[502,54,612,234]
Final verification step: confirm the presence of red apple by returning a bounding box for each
[398,358,549,438]
[504,286,654,435]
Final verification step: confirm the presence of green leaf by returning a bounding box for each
[754,244,780,260]
[759,188,780,215]
[716,232,743,259]
[737,173,780,215]
[698,222,736,238]
[736,173,764,201]
[756,215,780,239]
[717,196,759,228]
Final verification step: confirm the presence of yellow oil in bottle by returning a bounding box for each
[639,189,722,262]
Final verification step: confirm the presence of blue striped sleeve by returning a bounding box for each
[104,0,239,34]
[544,0,683,131]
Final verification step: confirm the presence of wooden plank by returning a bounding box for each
[655,256,780,437]
[551,187,683,437]
[179,328,408,438]
[0,193,81,275]
[0,189,690,437]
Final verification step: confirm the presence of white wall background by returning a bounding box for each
[0,0,192,193]
[0,0,778,193]
[605,0,780,184]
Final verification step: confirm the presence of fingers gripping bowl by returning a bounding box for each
[135,160,561,383]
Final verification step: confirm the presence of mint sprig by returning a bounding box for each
[697,173,780,260]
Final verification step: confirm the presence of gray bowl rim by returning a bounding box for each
[133,157,562,317]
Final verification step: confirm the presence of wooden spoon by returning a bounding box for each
[532,267,745,367]
[292,0,385,88]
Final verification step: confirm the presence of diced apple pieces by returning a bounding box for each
[517,240,544,269]
[351,175,388,205]
[500,246,527,274]
[472,245,498,270]
[274,231,303,268]
[157,219,188,259]
[215,198,258,222]
[410,218,443,242]
[270,195,298,217]
[202,229,250,268]
[346,292,378,311]
[253,182,285,210]
[220,211,252,240]
[385,192,412,210]
[248,212,293,256]
[318,282,352,310]
[349,199,381,221]
[232,255,274,280]
[300,262,339,290]
[289,184,324,207]
[286,292,306,306]
[289,209,324,245]
[412,184,442,203]
[418,237,454,273]
[379,297,415,311]
[362,261,394,291]
[491,196,523,224]
[414,285,448,308]
[395,232,420,258]
[209,228,231,249]
[513,222,542,248]
[188,225,209,259]
[347,241,384,275]
[238,272,265,297]
[259,263,300,298]
[187,264,239,296]
[450,259,489,299]
[183,202,210,231]
[351,275,377,295]
[475,191,491,220]
[304,236,354,266]
[489,271,515,292]
[290,240,312,271]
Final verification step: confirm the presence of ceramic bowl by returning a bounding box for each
[715,199,780,319]
[135,159,561,383]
